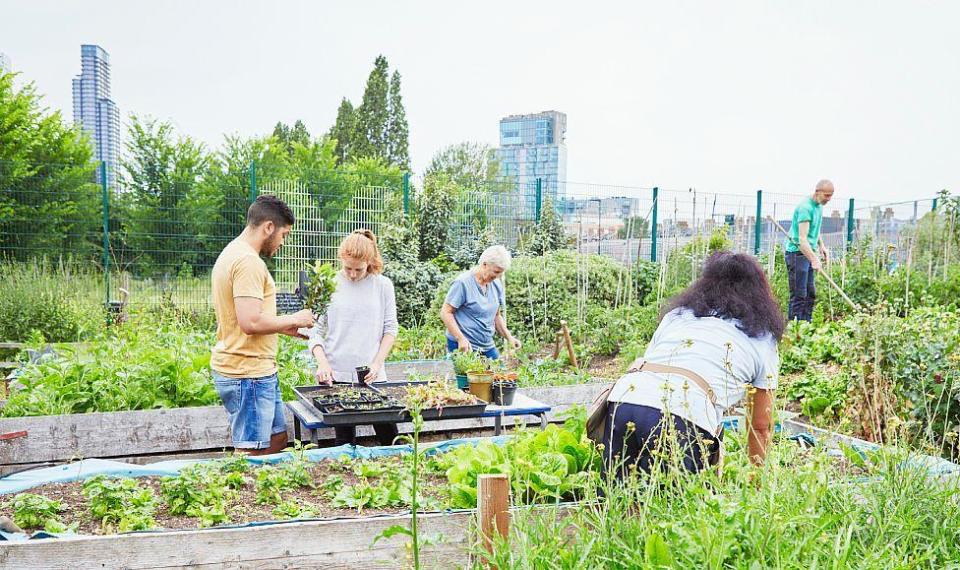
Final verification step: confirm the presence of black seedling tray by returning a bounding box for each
[376,382,489,421]
[311,399,407,425]
[293,384,385,412]
[418,401,488,421]
[294,381,488,425]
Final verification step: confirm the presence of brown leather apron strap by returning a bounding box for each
[627,360,718,406]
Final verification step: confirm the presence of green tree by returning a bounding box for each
[119,115,209,276]
[424,142,501,192]
[528,196,567,255]
[386,70,409,170]
[272,120,311,157]
[329,98,355,165]
[0,70,100,262]
[351,55,390,162]
[416,174,456,261]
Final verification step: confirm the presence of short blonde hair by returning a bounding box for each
[478,245,511,270]
[338,229,384,274]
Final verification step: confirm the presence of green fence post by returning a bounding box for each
[754,189,762,255]
[650,187,659,262]
[535,178,543,222]
[248,160,258,204]
[932,198,938,212]
[402,172,411,216]
[846,198,855,250]
[100,162,111,309]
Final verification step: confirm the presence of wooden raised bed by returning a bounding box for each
[0,509,474,569]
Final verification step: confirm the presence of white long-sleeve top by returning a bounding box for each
[307,272,399,383]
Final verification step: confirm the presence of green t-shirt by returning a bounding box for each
[786,197,823,253]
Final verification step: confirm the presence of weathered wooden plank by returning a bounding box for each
[0,382,605,469]
[0,405,270,465]
[0,510,475,569]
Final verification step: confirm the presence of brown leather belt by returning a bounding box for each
[627,359,718,406]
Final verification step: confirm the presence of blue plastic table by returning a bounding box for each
[287,393,552,445]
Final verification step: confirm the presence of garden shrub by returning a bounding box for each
[383,259,445,328]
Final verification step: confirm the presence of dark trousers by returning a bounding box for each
[601,402,720,478]
[334,423,399,447]
[785,251,816,322]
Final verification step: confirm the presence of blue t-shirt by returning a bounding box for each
[444,271,505,351]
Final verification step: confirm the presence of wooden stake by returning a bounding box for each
[560,320,578,369]
[477,474,510,563]
[551,331,561,360]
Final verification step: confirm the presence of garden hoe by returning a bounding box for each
[766,216,861,312]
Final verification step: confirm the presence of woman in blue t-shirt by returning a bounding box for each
[440,245,521,360]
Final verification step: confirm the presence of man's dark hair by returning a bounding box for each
[662,251,786,340]
[246,195,295,228]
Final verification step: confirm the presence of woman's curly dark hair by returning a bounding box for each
[661,251,785,340]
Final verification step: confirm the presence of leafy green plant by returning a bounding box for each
[451,350,489,375]
[255,458,314,505]
[514,356,592,387]
[437,407,599,508]
[160,463,231,527]
[784,369,850,420]
[305,260,338,314]
[1,316,309,417]
[272,499,317,519]
[218,453,251,490]
[82,476,158,532]
[5,493,66,531]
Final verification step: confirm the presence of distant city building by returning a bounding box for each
[0,52,11,73]
[561,196,639,219]
[495,111,567,217]
[72,44,120,187]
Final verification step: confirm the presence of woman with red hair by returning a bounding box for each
[307,229,399,446]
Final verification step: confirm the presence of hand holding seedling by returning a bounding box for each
[288,308,315,328]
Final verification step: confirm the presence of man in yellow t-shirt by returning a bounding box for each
[211,195,314,455]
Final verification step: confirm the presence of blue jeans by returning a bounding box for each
[785,251,816,322]
[212,370,286,449]
[446,337,499,360]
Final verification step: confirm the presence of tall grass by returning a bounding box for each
[0,258,104,342]
[477,429,960,568]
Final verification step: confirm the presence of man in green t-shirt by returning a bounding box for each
[785,180,835,321]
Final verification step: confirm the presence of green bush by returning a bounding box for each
[498,251,656,342]
[390,326,447,361]
[383,259,446,328]
[578,302,660,358]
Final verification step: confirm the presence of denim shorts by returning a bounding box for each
[212,370,286,449]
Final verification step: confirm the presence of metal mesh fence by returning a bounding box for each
[0,158,947,316]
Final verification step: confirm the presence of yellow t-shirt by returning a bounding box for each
[210,238,278,377]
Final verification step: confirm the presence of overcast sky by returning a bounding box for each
[2,1,957,205]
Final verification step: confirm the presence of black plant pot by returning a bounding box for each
[492,381,518,406]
